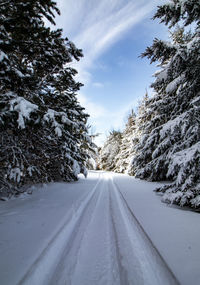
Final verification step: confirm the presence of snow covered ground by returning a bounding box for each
[0,171,199,285]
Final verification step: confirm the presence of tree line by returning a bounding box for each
[0,0,94,198]
[99,0,200,208]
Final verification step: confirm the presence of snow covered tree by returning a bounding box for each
[131,0,200,208]
[115,111,136,173]
[84,126,99,170]
[99,130,122,171]
[127,92,151,176]
[0,0,92,197]
[99,93,150,175]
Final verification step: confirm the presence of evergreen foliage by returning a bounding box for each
[115,111,136,174]
[84,125,99,170]
[87,0,200,209]
[0,0,92,197]
[127,92,151,176]
[99,130,122,171]
[130,0,200,208]
[98,93,150,176]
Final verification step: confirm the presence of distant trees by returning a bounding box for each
[85,125,99,170]
[131,0,200,207]
[99,0,200,208]
[128,92,151,176]
[0,0,93,197]
[99,130,122,171]
[98,95,150,176]
[114,111,136,174]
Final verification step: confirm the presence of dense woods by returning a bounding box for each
[0,0,94,198]
[1,0,199,208]
[99,0,200,208]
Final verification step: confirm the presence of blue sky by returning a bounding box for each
[53,0,168,145]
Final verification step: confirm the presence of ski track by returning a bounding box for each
[18,172,179,285]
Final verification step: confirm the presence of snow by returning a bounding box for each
[43,109,75,137]
[167,142,200,182]
[191,95,200,107]
[61,114,72,124]
[44,109,72,126]
[160,112,186,139]
[0,176,97,284]
[186,36,198,51]
[0,171,200,285]
[154,65,168,81]
[9,97,38,129]
[113,173,200,285]
[165,75,184,94]
[43,108,56,122]
[0,50,8,62]
[72,160,81,177]
[54,126,62,137]
[27,166,38,177]
[99,132,122,171]
[170,142,200,167]
[88,157,97,169]
[191,193,200,207]
[9,167,21,182]
[14,68,25,78]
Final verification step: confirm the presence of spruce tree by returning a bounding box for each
[84,126,99,170]
[0,0,92,197]
[128,92,151,176]
[131,0,200,208]
[115,111,136,173]
[99,131,122,171]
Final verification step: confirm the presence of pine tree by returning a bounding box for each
[0,0,92,197]
[131,0,200,208]
[85,125,99,170]
[99,130,122,171]
[115,111,136,173]
[128,92,151,176]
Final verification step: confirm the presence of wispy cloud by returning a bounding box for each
[92,82,104,88]
[56,0,157,84]
[54,0,159,145]
[74,2,143,58]
[78,93,107,120]
[80,96,142,146]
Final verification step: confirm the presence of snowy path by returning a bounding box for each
[1,171,200,285]
[17,172,177,285]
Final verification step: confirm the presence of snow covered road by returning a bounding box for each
[1,171,199,284]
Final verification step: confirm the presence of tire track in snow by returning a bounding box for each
[49,176,111,285]
[50,174,121,285]
[18,172,102,285]
[108,182,130,285]
[50,172,179,285]
[109,175,179,285]
[18,171,179,285]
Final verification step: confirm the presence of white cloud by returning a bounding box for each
[77,92,139,146]
[77,93,107,120]
[85,97,142,146]
[75,2,150,55]
[55,0,157,85]
[54,0,159,144]
[92,82,104,88]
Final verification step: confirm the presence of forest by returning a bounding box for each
[0,0,200,208]
[99,0,200,208]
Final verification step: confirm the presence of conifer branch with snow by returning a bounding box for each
[0,0,94,198]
